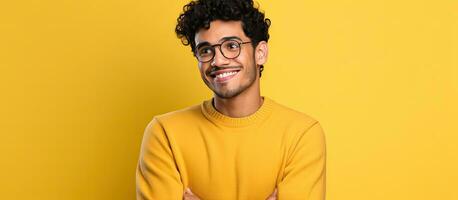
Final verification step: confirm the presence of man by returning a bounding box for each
[136,0,326,199]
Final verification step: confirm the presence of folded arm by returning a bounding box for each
[277,122,327,200]
[136,118,184,200]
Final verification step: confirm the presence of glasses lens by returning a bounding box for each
[197,46,214,62]
[221,40,241,59]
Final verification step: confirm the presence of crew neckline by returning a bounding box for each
[201,96,275,128]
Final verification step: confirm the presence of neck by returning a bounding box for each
[212,80,263,118]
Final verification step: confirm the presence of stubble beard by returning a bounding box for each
[204,63,258,99]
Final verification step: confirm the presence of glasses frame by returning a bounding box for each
[195,39,252,63]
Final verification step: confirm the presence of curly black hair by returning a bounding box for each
[175,0,271,77]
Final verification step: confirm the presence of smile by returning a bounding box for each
[211,70,240,83]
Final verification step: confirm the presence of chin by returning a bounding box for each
[214,88,244,99]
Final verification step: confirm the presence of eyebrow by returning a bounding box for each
[195,36,243,50]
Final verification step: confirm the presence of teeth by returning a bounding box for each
[216,71,237,79]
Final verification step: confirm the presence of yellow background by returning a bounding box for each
[1,0,457,199]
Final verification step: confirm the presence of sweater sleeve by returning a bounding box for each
[277,121,327,200]
[136,118,183,200]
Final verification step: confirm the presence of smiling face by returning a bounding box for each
[194,20,267,99]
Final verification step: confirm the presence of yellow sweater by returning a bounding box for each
[136,96,326,200]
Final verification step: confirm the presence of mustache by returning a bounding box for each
[207,66,241,75]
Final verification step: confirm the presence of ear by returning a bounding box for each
[254,41,268,66]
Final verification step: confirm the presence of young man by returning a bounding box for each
[136,0,326,199]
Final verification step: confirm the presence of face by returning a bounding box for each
[194,20,267,99]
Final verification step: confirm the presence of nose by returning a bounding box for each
[211,46,230,67]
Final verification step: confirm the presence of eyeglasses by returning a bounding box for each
[195,39,251,63]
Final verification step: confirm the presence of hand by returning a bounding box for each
[183,188,201,200]
[265,188,278,200]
